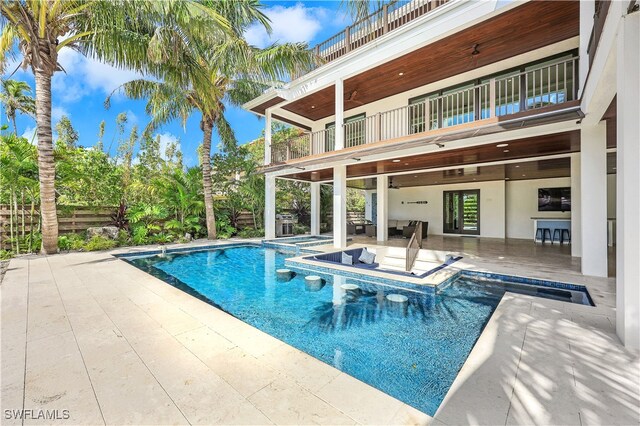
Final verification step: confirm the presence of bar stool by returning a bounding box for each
[552,229,572,244]
[535,227,552,244]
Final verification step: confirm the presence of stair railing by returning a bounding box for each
[405,221,423,272]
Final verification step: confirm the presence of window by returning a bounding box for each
[407,50,578,128]
[443,190,480,235]
[326,113,366,150]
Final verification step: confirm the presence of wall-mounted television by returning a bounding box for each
[538,187,571,212]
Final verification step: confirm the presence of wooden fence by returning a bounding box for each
[0,205,257,250]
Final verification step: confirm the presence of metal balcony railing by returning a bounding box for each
[312,0,450,67]
[271,57,578,163]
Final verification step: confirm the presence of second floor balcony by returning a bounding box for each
[270,56,580,165]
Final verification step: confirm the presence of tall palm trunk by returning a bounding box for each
[34,70,58,254]
[201,119,217,239]
[12,116,18,135]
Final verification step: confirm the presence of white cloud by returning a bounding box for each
[21,127,37,144]
[156,132,181,159]
[51,106,69,122]
[245,3,336,48]
[51,48,144,104]
[124,110,139,126]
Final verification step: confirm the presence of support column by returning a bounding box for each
[264,109,272,165]
[616,12,640,349]
[580,121,608,277]
[376,175,388,243]
[333,165,347,249]
[570,153,582,257]
[310,182,321,236]
[265,174,276,239]
[335,79,344,150]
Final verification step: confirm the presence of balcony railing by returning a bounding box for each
[312,0,450,66]
[271,57,578,164]
[587,1,611,68]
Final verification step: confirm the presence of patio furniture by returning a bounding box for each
[347,219,370,235]
[402,221,429,239]
[347,222,356,235]
[365,224,376,237]
[388,220,412,237]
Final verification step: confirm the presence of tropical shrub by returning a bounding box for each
[293,224,310,235]
[83,236,117,252]
[58,233,85,251]
[237,228,265,238]
[131,226,149,246]
[215,216,236,239]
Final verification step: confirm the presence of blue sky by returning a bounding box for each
[2,1,350,166]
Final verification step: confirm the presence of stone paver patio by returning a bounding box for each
[1,239,638,425]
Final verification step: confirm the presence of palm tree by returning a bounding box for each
[107,1,317,240]
[0,0,229,254]
[0,79,35,133]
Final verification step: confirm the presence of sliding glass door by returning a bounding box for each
[443,190,480,235]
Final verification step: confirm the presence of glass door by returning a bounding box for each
[443,190,480,235]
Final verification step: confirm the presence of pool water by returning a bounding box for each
[123,246,574,415]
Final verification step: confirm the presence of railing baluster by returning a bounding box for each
[489,78,496,118]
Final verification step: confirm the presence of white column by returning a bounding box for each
[364,190,373,221]
[333,165,347,249]
[580,121,608,277]
[335,79,344,150]
[264,109,272,166]
[310,182,321,236]
[578,0,595,96]
[265,174,276,239]
[570,153,582,257]
[616,12,640,349]
[376,175,388,243]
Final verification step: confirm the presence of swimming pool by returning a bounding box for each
[123,245,589,415]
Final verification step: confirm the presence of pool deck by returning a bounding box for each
[1,238,638,425]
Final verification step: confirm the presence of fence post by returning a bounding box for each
[382,5,389,34]
[345,27,351,53]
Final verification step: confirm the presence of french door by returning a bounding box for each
[443,190,480,235]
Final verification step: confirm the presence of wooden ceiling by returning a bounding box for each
[251,96,284,115]
[283,131,580,182]
[279,1,579,121]
[328,152,615,190]
[386,157,572,189]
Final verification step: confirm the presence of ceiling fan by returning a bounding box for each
[346,90,364,106]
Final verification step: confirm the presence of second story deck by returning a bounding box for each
[270,56,581,165]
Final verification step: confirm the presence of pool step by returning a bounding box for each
[415,251,446,263]
[378,252,407,271]
[411,260,440,275]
